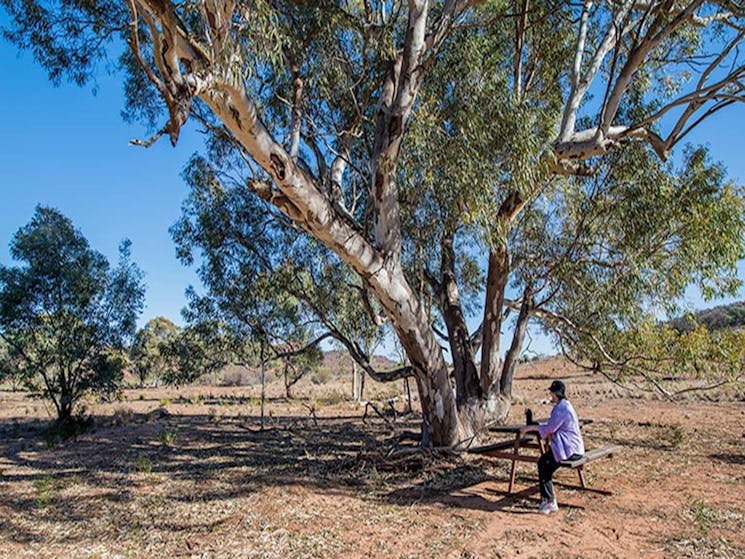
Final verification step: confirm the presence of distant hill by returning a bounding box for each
[669,301,745,332]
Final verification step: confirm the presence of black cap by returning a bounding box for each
[548,380,566,399]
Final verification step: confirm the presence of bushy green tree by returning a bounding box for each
[574,319,745,395]
[130,316,179,387]
[0,207,145,421]
[161,303,258,385]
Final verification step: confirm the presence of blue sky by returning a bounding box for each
[1,32,743,355]
[1,38,203,325]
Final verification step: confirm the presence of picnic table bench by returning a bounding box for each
[558,444,624,494]
[467,419,622,495]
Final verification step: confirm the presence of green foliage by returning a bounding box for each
[1,0,127,86]
[532,145,745,387]
[0,206,145,421]
[160,316,254,385]
[576,316,745,393]
[157,428,178,448]
[0,336,24,390]
[279,340,323,397]
[531,146,742,323]
[171,150,381,381]
[311,369,331,385]
[319,391,343,406]
[43,414,95,447]
[650,422,687,449]
[689,499,719,534]
[34,475,61,508]
[134,453,152,474]
[130,316,179,386]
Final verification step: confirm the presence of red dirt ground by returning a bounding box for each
[0,357,743,558]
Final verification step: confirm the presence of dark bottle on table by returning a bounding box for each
[525,408,533,425]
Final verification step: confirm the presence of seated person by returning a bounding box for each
[520,380,584,514]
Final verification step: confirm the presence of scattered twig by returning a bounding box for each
[302,403,320,429]
[362,401,396,430]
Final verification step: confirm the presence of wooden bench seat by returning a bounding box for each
[557,444,623,494]
[559,444,623,468]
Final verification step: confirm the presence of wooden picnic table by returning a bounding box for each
[487,421,548,493]
[469,418,596,493]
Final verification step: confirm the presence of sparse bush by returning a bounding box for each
[158,429,178,448]
[661,423,686,449]
[220,369,257,386]
[112,407,134,426]
[34,475,60,508]
[689,499,718,534]
[607,418,621,440]
[134,453,152,473]
[319,391,343,406]
[44,414,94,447]
[310,369,331,385]
[248,396,262,407]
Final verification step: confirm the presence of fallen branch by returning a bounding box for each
[362,401,396,430]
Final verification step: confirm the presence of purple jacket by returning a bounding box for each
[537,399,585,461]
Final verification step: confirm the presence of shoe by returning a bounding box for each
[538,499,558,514]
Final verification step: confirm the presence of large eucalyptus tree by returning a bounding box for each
[3,0,743,445]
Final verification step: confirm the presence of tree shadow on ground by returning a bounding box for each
[383,471,588,515]
[0,412,436,512]
[709,452,745,465]
[0,411,598,525]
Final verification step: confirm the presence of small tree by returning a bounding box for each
[160,314,246,386]
[277,336,323,399]
[0,206,145,422]
[130,316,179,387]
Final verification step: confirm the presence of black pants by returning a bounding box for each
[538,451,583,501]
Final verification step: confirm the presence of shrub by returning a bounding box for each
[310,369,331,385]
[134,453,152,473]
[34,475,61,508]
[661,423,686,449]
[158,429,178,448]
[690,499,718,534]
[44,415,94,447]
[320,391,343,406]
[112,407,134,426]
